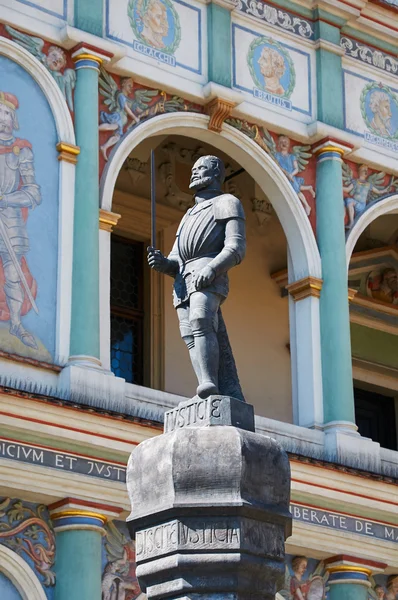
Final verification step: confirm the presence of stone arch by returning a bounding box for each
[346,194,398,268]
[100,111,323,427]
[0,544,47,600]
[100,112,321,281]
[0,37,76,361]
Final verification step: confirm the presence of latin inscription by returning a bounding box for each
[253,88,292,110]
[136,519,241,561]
[291,503,398,543]
[164,397,222,433]
[365,132,398,153]
[133,41,176,66]
[0,439,126,482]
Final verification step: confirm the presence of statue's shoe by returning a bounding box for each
[197,381,219,399]
[10,324,38,349]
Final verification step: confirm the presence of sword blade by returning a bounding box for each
[150,149,156,248]
[0,215,39,314]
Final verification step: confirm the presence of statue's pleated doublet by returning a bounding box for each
[169,194,245,307]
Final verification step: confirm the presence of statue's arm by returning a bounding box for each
[148,239,179,277]
[208,217,246,276]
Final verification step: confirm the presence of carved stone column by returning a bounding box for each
[127,396,292,600]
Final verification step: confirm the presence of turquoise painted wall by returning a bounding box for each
[207,3,232,87]
[74,0,103,36]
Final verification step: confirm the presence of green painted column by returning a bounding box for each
[207,3,232,87]
[315,16,345,128]
[70,52,102,364]
[74,0,104,37]
[315,141,355,426]
[325,557,386,600]
[50,504,106,600]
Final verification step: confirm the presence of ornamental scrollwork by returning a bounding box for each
[341,36,398,76]
[233,0,314,39]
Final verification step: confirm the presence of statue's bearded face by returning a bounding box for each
[189,158,215,190]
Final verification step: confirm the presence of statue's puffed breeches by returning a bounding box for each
[176,291,221,339]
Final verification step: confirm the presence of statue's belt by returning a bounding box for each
[180,254,219,277]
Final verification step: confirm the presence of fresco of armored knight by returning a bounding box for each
[0,91,41,348]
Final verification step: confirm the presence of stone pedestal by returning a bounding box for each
[127,396,292,600]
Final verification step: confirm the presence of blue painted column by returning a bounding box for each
[69,51,103,365]
[314,140,355,428]
[325,556,386,600]
[50,501,107,600]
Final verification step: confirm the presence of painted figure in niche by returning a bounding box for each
[361,82,398,140]
[0,92,41,349]
[5,26,75,111]
[367,268,398,304]
[248,37,295,99]
[342,163,395,229]
[128,0,181,54]
[374,584,387,599]
[369,90,394,137]
[279,556,327,600]
[140,0,169,49]
[258,46,286,95]
[99,70,158,161]
[386,576,398,600]
[102,521,145,600]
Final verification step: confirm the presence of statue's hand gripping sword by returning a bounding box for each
[0,215,39,314]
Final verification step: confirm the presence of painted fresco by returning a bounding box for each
[98,69,201,172]
[343,70,398,154]
[370,574,398,599]
[0,498,55,599]
[232,23,313,118]
[3,25,75,112]
[225,118,316,223]
[105,0,204,79]
[342,161,397,229]
[278,555,328,599]
[102,519,145,600]
[0,54,59,361]
[0,572,23,600]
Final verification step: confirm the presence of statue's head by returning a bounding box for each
[189,155,225,191]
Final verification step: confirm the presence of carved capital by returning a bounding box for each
[286,276,323,301]
[99,209,121,232]
[56,142,80,165]
[205,97,236,133]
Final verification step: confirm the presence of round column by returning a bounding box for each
[51,508,105,600]
[69,50,103,366]
[325,556,387,600]
[314,139,356,429]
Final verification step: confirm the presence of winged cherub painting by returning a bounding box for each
[5,25,75,111]
[342,163,396,229]
[99,69,158,161]
[261,132,315,216]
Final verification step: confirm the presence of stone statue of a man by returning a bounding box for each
[148,155,246,399]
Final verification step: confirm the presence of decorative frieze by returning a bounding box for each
[341,36,398,77]
[233,0,314,40]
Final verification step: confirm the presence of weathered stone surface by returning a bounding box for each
[127,401,291,600]
[163,395,255,433]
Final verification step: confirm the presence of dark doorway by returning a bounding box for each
[354,387,397,450]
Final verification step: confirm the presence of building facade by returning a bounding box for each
[0,0,397,598]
